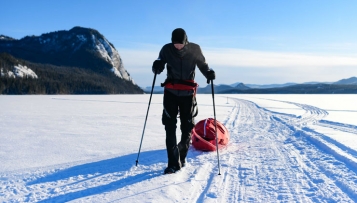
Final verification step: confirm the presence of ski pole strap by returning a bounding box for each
[161,79,199,95]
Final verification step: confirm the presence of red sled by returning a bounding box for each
[191,118,229,151]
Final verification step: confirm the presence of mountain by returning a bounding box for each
[219,83,357,94]
[0,53,143,94]
[334,77,357,85]
[245,83,298,89]
[0,27,143,94]
[234,82,250,90]
[197,83,250,94]
[231,82,329,89]
[142,86,165,93]
[0,35,16,41]
[220,77,357,94]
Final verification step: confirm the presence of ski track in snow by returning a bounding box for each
[1,97,357,202]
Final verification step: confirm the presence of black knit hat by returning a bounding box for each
[171,28,187,44]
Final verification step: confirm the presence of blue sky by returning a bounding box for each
[1,0,357,87]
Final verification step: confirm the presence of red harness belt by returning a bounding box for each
[162,80,199,95]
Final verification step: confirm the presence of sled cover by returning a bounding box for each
[191,118,229,151]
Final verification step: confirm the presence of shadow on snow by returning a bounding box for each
[27,149,167,202]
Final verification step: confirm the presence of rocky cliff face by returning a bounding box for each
[0,27,143,94]
[0,26,135,85]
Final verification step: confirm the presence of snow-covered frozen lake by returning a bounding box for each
[1,94,357,202]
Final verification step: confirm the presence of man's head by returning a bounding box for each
[171,28,187,50]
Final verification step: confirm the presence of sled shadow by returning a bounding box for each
[28,150,166,202]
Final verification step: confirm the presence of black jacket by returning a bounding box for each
[158,42,210,96]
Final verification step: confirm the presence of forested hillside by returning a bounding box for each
[0,53,143,94]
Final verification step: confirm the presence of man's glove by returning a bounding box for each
[206,69,216,83]
[152,60,165,74]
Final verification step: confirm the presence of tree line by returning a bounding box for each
[0,53,143,94]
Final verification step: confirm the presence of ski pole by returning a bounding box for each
[136,72,157,166]
[209,79,221,175]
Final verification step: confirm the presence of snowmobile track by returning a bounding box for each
[218,97,357,202]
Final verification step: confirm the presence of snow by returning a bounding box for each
[13,65,38,79]
[93,35,112,62]
[1,94,357,202]
[77,35,87,42]
[91,34,136,84]
[0,64,38,79]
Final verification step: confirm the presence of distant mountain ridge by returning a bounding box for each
[334,77,357,85]
[0,27,143,94]
[243,83,298,89]
[143,76,357,94]
[223,76,357,94]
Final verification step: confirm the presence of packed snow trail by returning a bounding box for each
[218,98,357,202]
[1,96,357,202]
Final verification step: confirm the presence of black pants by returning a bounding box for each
[162,91,196,168]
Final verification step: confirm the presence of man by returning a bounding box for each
[152,28,215,174]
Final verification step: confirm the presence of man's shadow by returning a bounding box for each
[28,149,167,202]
